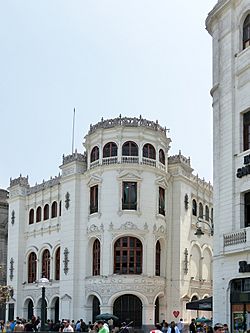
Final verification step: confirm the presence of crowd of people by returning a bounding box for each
[0,317,230,333]
[0,316,132,333]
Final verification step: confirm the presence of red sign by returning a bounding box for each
[173,311,180,318]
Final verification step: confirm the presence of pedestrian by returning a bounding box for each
[150,324,162,333]
[62,320,74,332]
[213,324,224,333]
[97,321,109,333]
[167,321,180,333]
[189,319,196,333]
[177,319,184,333]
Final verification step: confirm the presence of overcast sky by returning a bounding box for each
[0,0,216,189]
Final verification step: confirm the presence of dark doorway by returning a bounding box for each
[28,299,34,320]
[55,298,59,323]
[155,297,159,324]
[8,304,14,321]
[113,294,142,328]
[92,296,100,323]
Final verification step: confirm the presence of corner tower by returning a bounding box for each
[207,0,250,326]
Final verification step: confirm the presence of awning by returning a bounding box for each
[186,297,213,311]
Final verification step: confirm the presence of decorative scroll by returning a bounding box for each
[184,248,188,274]
[9,258,14,281]
[11,211,15,225]
[63,248,69,275]
[65,192,70,210]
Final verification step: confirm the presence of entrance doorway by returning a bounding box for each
[28,299,34,320]
[92,296,100,323]
[113,294,142,328]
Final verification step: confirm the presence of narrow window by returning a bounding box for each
[51,201,57,218]
[90,146,99,162]
[159,149,165,165]
[90,185,98,214]
[28,252,37,283]
[155,241,161,276]
[103,142,118,157]
[122,141,138,156]
[93,239,100,276]
[159,187,165,216]
[59,201,62,216]
[243,111,250,151]
[55,248,60,280]
[192,199,197,216]
[36,207,42,223]
[205,205,209,221]
[143,143,156,159]
[243,15,250,49]
[122,182,137,210]
[44,204,49,220]
[29,209,34,225]
[114,237,142,274]
[199,203,203,218]
[42,249,50,279]
[245,192,250,227]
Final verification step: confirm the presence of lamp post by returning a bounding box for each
[38,277,49,331]
[195,215,214,237]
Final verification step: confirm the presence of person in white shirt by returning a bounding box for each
[177,319,184,333]
[167,321,180,333]
[150,324,163,333]
[62,320,74,332]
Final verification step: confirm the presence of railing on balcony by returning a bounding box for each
[102,157,118,165]
[142,157,156,167]
[158,162,166,171]
[90,160,100,169]
[121,156,139,164]
[224,229,247,247]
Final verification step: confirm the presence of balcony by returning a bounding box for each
[224,229,246,247]
[142,157,156,167]
[102,157,118,165]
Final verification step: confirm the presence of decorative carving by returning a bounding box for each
[27,176,61,195]
[11,210,15,225]
[184,194,189,210]
[65,192,70,210]
[109,222,114,230]
[88,115,168,137]
[10,175,29,188]
[168,151,191,167]
[9,258,14,281]
[119,222,138,230]
[63,248,69,275]
[87,224,104,234]
[184,248,188,274]
[63,151,86,165]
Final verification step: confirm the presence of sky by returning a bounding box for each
[0,0,217,189]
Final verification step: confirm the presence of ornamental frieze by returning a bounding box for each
[85,275,165,303]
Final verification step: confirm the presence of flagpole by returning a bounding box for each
[72,108,76,154]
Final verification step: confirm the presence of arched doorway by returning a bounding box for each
[52,297,60,323]
[92,296,100,323]
[155,297,159,324]
[113,294,142,328]
[28,299,34,320]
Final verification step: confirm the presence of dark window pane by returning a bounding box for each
[90,185,98,214]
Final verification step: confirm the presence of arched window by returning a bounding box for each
[159,149,165,165]
[159,187,165,216]
[205,205,209,221]
[199,203,203,218]
[103,142,118,158]
[59,201,62,216]
[29,209,34,225]
[211,208,213,221]
[243,15,250,49]
[90,146,99,162]
[143,143,156,159]
[36,207,42,223]
[51,201,57,218]
[28,252,37,283]
[192,199,197,216]
[42,249,50,279]
[114,237,142,274]
[93,239,100,276]
[122,141,138,156]
[155,241,161,276]
[44,204,49,220]
[55,248,60,280]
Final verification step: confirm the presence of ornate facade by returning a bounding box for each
[0,189,8,320]
[6,116,213,326]
[207,0,250,330]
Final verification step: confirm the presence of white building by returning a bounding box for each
[6,116,213,327]
[206,0,250,331]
